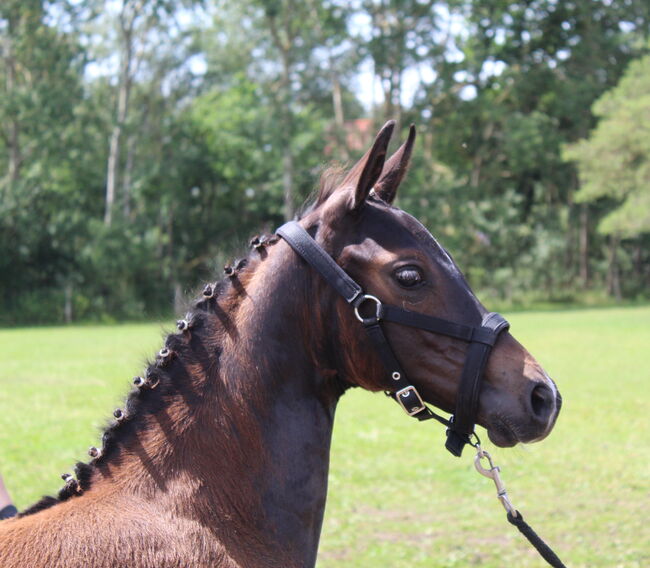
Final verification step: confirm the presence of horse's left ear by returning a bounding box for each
[341,120,395,211]
[374,124,416,204]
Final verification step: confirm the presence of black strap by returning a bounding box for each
[382,305,476,342]
[278,221,562,567]
[362,321,449,424]
[276,222,362,304]
[446,312,510,456]
[276,220,509,457]
[277,221,440,419]
[508,511,567,568]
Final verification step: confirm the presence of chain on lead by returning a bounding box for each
[473,444,518,518]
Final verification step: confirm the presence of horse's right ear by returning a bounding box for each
[340,121,395,211]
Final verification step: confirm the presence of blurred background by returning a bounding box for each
[2,3,650,566]
[1,0,649,326]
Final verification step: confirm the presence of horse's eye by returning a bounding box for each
[394,266,424,288]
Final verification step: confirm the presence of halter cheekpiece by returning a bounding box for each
[277,220,510,457]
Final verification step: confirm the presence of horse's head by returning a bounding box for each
[299,121,561,448]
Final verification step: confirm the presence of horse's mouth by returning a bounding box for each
[486,390,562,448]
[486,417,520,448]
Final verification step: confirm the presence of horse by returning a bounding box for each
[0,121,561,567]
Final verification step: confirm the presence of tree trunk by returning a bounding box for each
[305,0,348,161]
[266,13,295,221]
[579,203,589,288]
[64,282,73,323]
[2,32,22,192]
[173,282,184,315]
[392,67,403,134]
[104,4,135,226]
[632,242,642,279]
[331,71,348,162]
[105,125,121,226]
[606,234,621,301]
[167,202,176,308]
[282,149,294,221]
[122,134,136,219]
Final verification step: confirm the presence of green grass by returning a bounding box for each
[1,307,648,567]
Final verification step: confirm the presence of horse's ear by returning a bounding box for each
[374,124,416,204]
[341,120,395,211]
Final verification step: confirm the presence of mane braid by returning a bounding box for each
[18,237,277,518]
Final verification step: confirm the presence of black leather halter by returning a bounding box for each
[277,221,510,457]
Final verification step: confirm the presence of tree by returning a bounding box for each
[565,54,650,299]
[408,0,650,298]
[0,0,83,195]
[353,0,448,130]
[565,54,650,238]
[0,0,88,323]
[86,0,202,226]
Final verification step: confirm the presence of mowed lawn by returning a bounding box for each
[0,306,648,567]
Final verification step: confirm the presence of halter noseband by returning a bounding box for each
[277,221,510,457]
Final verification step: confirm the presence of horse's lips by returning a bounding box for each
[486,390,562,448]
[486,417,519,448]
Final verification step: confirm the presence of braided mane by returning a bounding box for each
[18,161,349,518]
[19,234,280,517]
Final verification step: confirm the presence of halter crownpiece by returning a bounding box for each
[277,220,510,457]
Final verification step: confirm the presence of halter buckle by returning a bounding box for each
[353,294,384,325]
[395,385,425,416]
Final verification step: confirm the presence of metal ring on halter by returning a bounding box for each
[353,295,384,325]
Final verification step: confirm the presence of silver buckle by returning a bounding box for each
[395,385,425,416]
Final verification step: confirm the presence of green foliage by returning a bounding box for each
[1,0,649,324]
[565,54,650,238]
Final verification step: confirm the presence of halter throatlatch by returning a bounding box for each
[277,221,510,457]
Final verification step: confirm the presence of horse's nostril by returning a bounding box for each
[530,383,554,421]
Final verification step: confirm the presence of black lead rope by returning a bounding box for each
[508,511,567,568]
[277,221,567,567]
[474,445,567,567]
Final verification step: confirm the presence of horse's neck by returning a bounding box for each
[100,245,339,566]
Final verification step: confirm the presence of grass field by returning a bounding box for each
[0,306,648,567]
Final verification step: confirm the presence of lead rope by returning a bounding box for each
[472,440,567,568]
[275,222,565,564]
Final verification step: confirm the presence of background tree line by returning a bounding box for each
[1,0,649,325]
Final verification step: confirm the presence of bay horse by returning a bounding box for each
[0,122,561,567]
